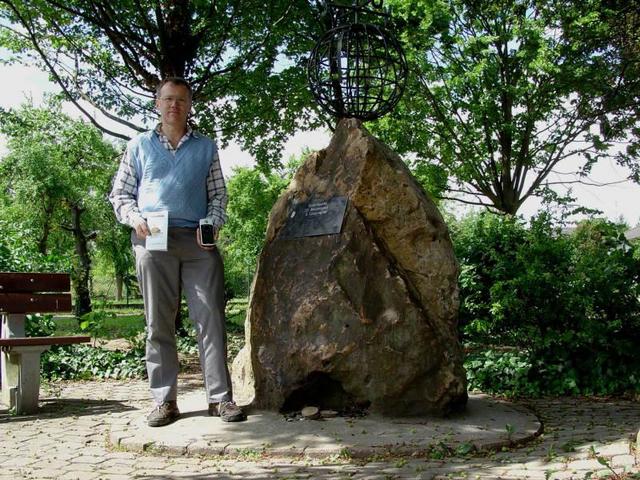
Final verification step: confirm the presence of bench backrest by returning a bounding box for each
[0,273,72,313]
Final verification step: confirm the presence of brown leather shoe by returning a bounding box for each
[147,400,180,427]
[208,401,246,422]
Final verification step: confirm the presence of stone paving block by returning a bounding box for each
[69,455,106,465]
[165,462,207,473]
[32,460,72,471]
[40,427,72,435]
[57,470,101,480]
[517,459,556,470]
[0,457,37,468]
[117,436,153,453]
[133,468,177,477]
[108,430,134,447]
[46,452,81,462]
[169,457,209,465]
[102,451,137,461]
[611,453,636,467]
[496,470,548,479]
[100,458,138,469]
[535,471,579,480]
[22,437,60,449]
[73,447,107,457]
[524,461,567,472]
[134,459,172,470]
[567,458,610,470]
[27,468,71,479]
[94,463,134,475]
[198,458,233,470]
[63,462,100,473]
[5,433,37,443]
[0,473,25,480]
[59,435,94,445]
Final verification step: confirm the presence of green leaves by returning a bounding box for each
[25,313,56,337]
[80,309,116,346]
[374,0,640,214]
[0,0,324,166]
[220,159,298,296]
[41,344,146,380]
[456,212,640,396]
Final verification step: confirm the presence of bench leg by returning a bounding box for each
[3,346,49,414]
[1,313,26,408]
[1,349,20,408]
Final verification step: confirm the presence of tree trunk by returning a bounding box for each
[37,200,55,255]
[115,273,123,301]
[69,203,93,318]
[175,288,189,338]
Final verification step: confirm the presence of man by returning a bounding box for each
[109,77,245,426]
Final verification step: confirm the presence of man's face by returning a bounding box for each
[156,82,192,127]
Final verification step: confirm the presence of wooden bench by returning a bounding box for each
[0,272,90,414]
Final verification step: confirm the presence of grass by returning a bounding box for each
[54,313,145,339]
[53,297,249,341]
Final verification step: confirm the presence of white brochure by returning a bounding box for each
[145,210,168,251]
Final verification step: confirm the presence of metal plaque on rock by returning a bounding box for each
[280,196,347,239]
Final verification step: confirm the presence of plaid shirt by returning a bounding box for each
[109,124,227,228]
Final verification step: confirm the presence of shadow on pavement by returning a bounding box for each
[135,466,364,480]
[0,397,137,424]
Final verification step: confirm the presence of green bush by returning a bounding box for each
[41,344,146,380]
[80,309,116,345]
[25,313,56,337]
[0,219,71,273]
[220,163,295,297]
[465,348,538,396]
[454,213,640,396]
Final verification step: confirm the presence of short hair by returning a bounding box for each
[156,77,193,99]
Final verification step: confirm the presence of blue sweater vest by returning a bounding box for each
[129,130,216,228]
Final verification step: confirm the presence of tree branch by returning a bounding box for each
[439,194,498,209]
[77,91,144,133]
[544,178,630,187]
[3,0,131,140]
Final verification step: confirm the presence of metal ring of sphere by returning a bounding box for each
[308,22,408,121]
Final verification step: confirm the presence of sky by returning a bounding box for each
[1,58,638,226]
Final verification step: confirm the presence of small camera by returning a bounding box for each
[199,219,216,246]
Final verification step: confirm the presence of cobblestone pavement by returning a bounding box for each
[0,376,638,479]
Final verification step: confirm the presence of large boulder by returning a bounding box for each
[232,119,467,416]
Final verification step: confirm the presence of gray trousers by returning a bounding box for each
[133,228,232,405]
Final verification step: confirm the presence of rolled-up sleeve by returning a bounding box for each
[109,148,143,228]
[205,148,228,228]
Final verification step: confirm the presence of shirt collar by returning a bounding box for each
[155,123,194,138]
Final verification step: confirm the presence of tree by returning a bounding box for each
[220,157,301,296]
[93,220,134,301]
[0,0,326,168]
[0,100,120,316]
[553,0,640,179]
[371,0,639,214]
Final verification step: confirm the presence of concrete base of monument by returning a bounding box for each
[108,391,542,458]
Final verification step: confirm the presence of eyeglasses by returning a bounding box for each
[159,96,189,105]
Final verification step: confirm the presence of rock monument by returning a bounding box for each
[233,0,467,416]
[232,118,467,416]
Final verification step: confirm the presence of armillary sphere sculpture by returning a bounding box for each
[308,0,408,121]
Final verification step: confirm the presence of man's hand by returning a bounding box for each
[197,226,219,251]
[132,217,150,240]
